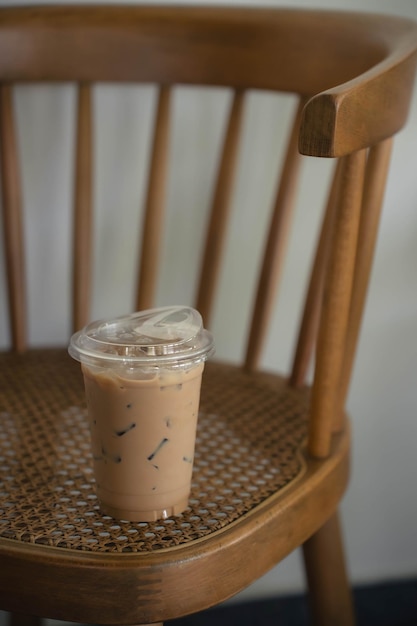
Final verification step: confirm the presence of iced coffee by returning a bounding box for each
[68,306,214,522]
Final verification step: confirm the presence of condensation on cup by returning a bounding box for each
[69,306,214,522]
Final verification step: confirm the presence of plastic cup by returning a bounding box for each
[68,306,214,522]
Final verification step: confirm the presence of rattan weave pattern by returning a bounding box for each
[0,349,309,553]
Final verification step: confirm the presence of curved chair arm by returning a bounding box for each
[300,14,417,157]
[0,7,415,162]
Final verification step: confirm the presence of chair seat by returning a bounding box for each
[0,349,350,623]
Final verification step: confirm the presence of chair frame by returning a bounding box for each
[0,6,416,626]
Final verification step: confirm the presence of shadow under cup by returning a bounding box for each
[68,306,214,522]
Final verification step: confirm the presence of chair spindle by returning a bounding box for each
[244,96,306,372]
[336,138,393,424]
[136,85,171,311]
[72,82,93,333]
[289,159,343,387]
[308,149,367,459]
[195,89,245,327]
[0,84,26,352]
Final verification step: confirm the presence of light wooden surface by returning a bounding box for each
[244,96,305,372]
[309,150,367,458]
[72,82,93,332]
[196,89,245,327]
[290,159,343,388]
[338,138,393,417]
[0,6,416,626]
[136,86,172,312]
[0,84,26,352]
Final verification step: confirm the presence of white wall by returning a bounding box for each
[0,0,416,608]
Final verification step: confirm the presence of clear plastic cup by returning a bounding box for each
[68,306,214,522]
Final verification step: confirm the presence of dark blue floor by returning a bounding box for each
[170,579,417,625]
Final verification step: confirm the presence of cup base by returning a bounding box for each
[99,496,190,522]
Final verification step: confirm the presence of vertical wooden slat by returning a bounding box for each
[195,89,245,327]
[136,85,171,311]
[289,160,343,387]
[244,96,306,372]
[0,84,27,352]
[336,138,393,425]
[308,150,366,459]
[72,82,93,332]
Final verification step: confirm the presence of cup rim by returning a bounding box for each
[68,306,214,368]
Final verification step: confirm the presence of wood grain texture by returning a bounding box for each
[337,138,393,418]
[0,7,415,157]
[136,86,171,311]
[0,6,416,626]
[72,82,93,332]
[300,44,417,156]
[196,89,245,327]
[244,97,305,372]
[0,425,350,624]
[290,159,342,388]
[0,84,26,351]
[309,150,367,458]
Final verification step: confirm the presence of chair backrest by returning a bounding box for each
[1,6,416,458]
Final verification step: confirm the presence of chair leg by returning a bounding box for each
[302,511,355,626]
[9,615,42,626]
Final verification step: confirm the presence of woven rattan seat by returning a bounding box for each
[0,351,309,552]
[0,6,416,626]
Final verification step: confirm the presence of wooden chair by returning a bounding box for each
[0,6,416,626]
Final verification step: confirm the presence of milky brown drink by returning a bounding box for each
[81,361,204,521]
[68,307,214,522]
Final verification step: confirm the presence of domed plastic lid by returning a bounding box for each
[68,306,214,368]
